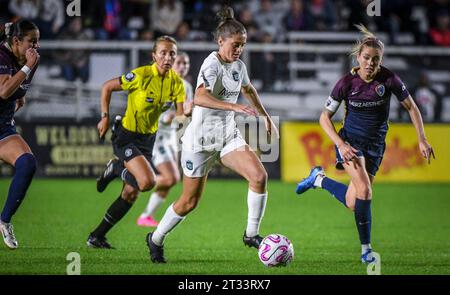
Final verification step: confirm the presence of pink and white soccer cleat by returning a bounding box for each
[137,216,159,227]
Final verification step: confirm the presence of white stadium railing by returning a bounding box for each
[18,40,450,122]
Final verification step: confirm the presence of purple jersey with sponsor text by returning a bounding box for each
[330,66,409,142]
[0,42,38,126]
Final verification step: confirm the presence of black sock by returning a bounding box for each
[91,196,133,237]
[120,168,139,190]
[354,198,372,244]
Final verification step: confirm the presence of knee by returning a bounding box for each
[122,189,139,203]
[356,183,372,200]
[249,169,267,189]
[15,153,37,176]
[166,174,179,188]
[176,196,199,215]
[137,175,156,192]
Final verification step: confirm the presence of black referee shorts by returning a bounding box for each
[112,124,156,163]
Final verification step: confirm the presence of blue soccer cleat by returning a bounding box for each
[361,249,377,264]
[295,166,325,195]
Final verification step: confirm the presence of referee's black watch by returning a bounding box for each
[101,112,109,119]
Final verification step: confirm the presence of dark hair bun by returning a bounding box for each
[217,6,234,22]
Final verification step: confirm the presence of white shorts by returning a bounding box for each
[152,131,177,167]
[181,131,247,177]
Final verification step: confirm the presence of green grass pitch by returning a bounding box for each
[1,179,450,275]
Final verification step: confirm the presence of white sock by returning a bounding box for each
[141,192,165,218]
[246,189,268,237]
[362,243,372,254]
[314,174,324,188]
[151,204,185,246]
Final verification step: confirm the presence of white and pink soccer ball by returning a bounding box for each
[258,234,294,267]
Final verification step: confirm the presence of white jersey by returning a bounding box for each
[182,52,250,151]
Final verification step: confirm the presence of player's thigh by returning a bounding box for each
[125,155,155,183]
[0,134,32,165]
[342,157,371,186]
[156,160,180,182]
[220,145,267,183]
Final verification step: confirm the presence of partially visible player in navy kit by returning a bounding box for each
[295,25,435,263]
[0,20,40,249]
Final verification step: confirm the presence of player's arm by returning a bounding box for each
[0,48,39,99]
[97,77,122,139]
[194,84,257,116]
[241,83,279,138]
[183,100,193,116]
[400,95,435,163]
[319,99,358,162]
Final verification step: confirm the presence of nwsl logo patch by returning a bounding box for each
[375,84,385,97]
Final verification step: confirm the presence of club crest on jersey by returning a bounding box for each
[232,71,239,82]
[375,84,385,97]
[125,72,136,82]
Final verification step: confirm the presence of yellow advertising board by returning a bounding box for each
[281,122,449,183]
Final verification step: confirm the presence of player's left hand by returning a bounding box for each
[419,139,435,164]
[15,97,25,112]
[264,115,279,139]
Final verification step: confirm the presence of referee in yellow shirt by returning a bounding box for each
[87,36,186,249]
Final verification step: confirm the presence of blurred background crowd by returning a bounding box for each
[0,0,449,124]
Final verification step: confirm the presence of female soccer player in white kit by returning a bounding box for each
[145,6,279,263]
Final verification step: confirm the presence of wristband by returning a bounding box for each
[21,65,31,77]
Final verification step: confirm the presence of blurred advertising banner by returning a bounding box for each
[282,122,449,183]
[0,121,114,178]
[0,120,280,179]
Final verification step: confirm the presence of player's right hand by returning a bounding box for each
[97,117,109,140]
[232,104,258,116]
[337,142,359,162]
[25,48,39,69]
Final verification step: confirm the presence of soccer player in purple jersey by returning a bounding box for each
[0,20,40,249]
[295,25,435,263]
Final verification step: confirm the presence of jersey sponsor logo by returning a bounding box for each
[125,148,133,157]
[349,99,386,108]
[124,72,136,82]
[375,84,385,97]
[218,87,240,98]
[186,160,193,170]
[232,70,239,81]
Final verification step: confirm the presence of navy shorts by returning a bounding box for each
[0,125,17,141]
[112,124,156,163]
[335,129,385,176]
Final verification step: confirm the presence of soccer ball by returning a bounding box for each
[258,234,294,267]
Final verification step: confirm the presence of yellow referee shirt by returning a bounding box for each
[120,63,185,134]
